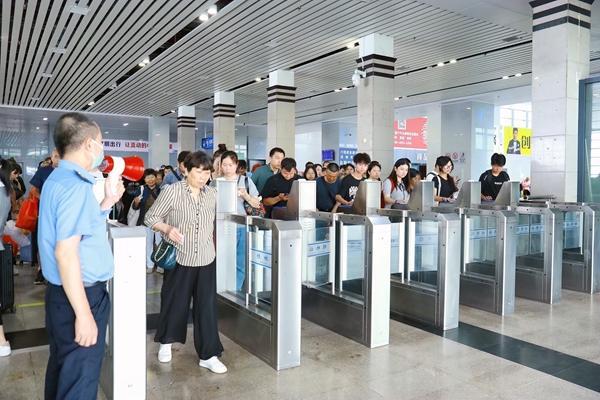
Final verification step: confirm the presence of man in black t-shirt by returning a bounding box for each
[335,153,371,209]
[261,157,300,217]
[479,153,510,200]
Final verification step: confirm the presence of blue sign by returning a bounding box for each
[339,147,357,164]
[201,136,214,150]
[322,149,335,162]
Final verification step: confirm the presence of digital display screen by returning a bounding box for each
[322,149,334,161]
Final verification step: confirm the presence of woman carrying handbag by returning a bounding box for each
[131,169,160,273]
[144,151,226,373]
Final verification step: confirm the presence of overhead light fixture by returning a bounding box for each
[346,42,358,49]
[534,76,539,80]
[52,48,67,54]
[31,97,40,100]
[236,114,240,117]
[170,110,176,113]
[69,5,89,15]
[467,107,471,110]
[88,101,95,106]
[394,97,399,100]
[207,5,217,15]
[123,123,129,126]
[437,62,444,67]
[342,87,349,90]
[334,89,341,92]
[43,117,48,121]
[105,131,109,134]
[138,62,145,67]
[41,73,52,78]
[449,59,457,64]
[515,73,522,77]
[143,56,150,64]
[199,12,209,21]
[255,77,262,82]
[36,127,40,130]
[502,76,509,79]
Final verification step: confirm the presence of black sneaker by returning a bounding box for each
[34,271,45,285]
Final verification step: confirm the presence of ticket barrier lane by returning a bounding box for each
[434,181,518,316]
[378,181,461,330]
[215,180,302,371]
[548,202,600,294]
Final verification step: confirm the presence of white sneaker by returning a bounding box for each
[13,266,19,276]
[147,268,154,274]
[0,341,11,357]
[158,343,172,363]
[156,267,164,274]
[199,356,227,373]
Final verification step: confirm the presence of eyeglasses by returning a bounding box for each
[443,164,453,170]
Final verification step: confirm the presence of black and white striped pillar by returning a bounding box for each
[267,70,296,157]
[177,106,196,152]
[213,91,236,151]
[356,33,396,170]
[529,0,593,201]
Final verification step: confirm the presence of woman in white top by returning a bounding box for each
[214,151,260,290]
[382,158,411,208]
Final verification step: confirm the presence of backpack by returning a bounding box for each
[426,172,442,191]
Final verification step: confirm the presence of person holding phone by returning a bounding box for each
[260,157,300,218]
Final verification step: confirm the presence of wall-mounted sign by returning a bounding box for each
[201,136,214,150]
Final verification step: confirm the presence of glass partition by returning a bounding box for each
[247,226,273,309]
[578,77,600,203]
[465,215,497,277]
[339,223,366,299]
[407,219,439,288]
[390,222,403,278]
[303,218,333,289]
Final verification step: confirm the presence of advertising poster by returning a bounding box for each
[393,117,428,164]
[504,126,531,155]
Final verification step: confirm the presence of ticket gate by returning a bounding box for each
[551,202,600,294]
[489,182,564,304]
[100,224,147,400]
[435,182,518,315]
[279,179,391,348]
[378,181,461,330]
[214,180,302,370]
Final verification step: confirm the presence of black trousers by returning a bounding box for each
[45,283,110,400]
[154,259,223,360]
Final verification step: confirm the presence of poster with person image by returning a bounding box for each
[504,126,531,155]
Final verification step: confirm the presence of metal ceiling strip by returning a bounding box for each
[63,0,208,110]
[38,0,127,108]
[4,0,25,104]
[9,0,38,104]
[45,0,144,108]
[14,1,51,105]
[0,0,12,100]
[23,0,79,108]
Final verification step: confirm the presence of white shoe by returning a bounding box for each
[158,343,172,363]
[13,266,19,275]
[147,268,154,274]
[0,341,11,357]
[156,267,164,274]
[199,356,227,373]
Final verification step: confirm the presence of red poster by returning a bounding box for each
[394,117,427,150]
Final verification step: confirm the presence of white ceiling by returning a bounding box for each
[0,0,598,129]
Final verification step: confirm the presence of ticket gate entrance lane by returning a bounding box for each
[215,180,302,371]
[550,202,600,294]
[283,179,391,348]
[378,181,461,330]
[434,181,518,316]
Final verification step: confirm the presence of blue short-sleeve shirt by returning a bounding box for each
[39,160,113,285]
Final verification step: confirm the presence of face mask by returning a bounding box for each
[89,139,104,170]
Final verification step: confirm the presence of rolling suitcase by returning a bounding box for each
[1,243,15,313]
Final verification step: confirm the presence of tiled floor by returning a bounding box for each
[1,263,599,399]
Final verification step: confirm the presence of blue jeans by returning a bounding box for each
[236,226,246,291]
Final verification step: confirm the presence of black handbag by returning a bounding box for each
[151,240,176,270]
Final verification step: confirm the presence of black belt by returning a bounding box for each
[83,281,106,288]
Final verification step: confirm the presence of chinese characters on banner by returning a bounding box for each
[503,126,531,156]
[394,117,428,162]
[101,139,178,154]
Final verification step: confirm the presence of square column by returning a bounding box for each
[213,91,236,151]
[357,33,396,169]
[148,116,170,169]
[267,70,296,157]
[177,105,196,152]
[530,0,593,201]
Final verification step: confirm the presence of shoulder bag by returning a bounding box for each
[240,176,266,217]
[151,239,176,270]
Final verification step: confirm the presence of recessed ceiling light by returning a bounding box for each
[31,97,40,101]
[207,5,217,15]
[449,59,457,64]
[199,12,209,21]
[502,76,509,79]
[534,76,539,80]
[346,42,357,49]
[105,131,108,134]
[342,87,349,90]
[143,57,150,64]
[138,62,145,67]
[88,101,95,106]
[170,110,175,113]
[235,114,240,117]
[334,89,341,92]
[467,107,471,110]
[43,117,48,121]
[394,97,399,100]
[255,77,262,82]
[41,73,52,78]
[52,48,67,54]
[437,62,444,67]
[36,127,40,130]
[515,73,522,77]
[69,5,89,15]
[123,123,129,126]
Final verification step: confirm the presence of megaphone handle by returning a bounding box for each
[109,172,119,196]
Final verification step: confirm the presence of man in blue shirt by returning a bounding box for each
[39,112,124,400]
[251,147,285,193]
[29,148,59,284]
[160,151,190,187]
[316,162,341,212]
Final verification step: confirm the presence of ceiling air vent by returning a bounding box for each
[501,36,520,43]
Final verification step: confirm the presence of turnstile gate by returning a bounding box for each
[379,181,461,330]
[215,180,302,370]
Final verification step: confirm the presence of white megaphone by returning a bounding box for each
[98,155,145,195]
